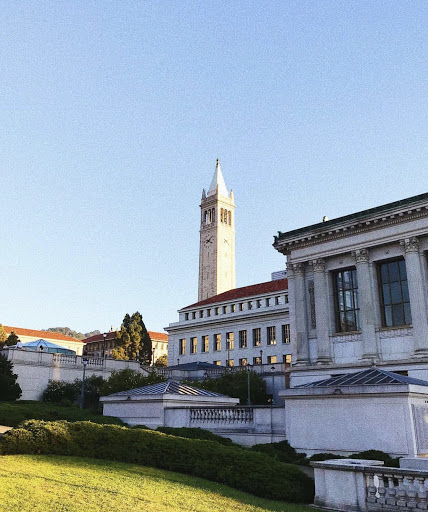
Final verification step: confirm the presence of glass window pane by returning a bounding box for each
[339,311,346,331]
[346,311,356,331]
[388,262,400,282]
[338,291,344,311]
[382,284,391,305]
[343,271,352,289]
[404,303,412,325]
[336,273,343,290]
[353,291,359,309]
[402,281,410,302]
[384,305,393,327]
[380,263,389,283]
[345,290,353,309]
[399,259,407,279]
[392,304,404,326]
[390,282,402,304]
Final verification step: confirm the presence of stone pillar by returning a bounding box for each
[290,262,310,366]
[352,249,378,362]
[401,238,428,357]
[313,259,332,364]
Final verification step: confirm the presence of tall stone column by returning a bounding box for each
[352,249,378,362]
[290,262,310,366]
[313,259,332,364]
[401,237,428,357]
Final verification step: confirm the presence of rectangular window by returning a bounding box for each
[185,313,189,321]
[179,338,186,355]
[239,358,248,366]
[201,335,209,353]
[192,312,196,319]
[239,303,244,311]
[267,326,276,345]
[256,299,261,308]
[213,360,221,366]
[282,324,290,344]
[248,301,253,310]
[199,310,204,318]
[207,309,211,317]
[227,359,234,367]
[226,332,234,350]
[284,295,289,304]
[283,354,292,364]
[268,355,277,364]
[334,268,360,332]
[253,356,262,365]
[214,333,221,351]
[215,307,219,316]
[379,259,412,327]
[265,298,270,307]
[231,304,236,313]
[223,306,227,314]
[252,328,261,347]
[239,330,247,348]
[190,337,197,354]
[275,296,280,305]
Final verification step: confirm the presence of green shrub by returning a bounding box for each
[0,401,124,427]
[184,370,269,405]
[43,380,80,404]
[309,450,400,467]
[0,354,22,401]
[0,420,314,503]
[99,369,165,396]
[251,440,308,465]
[156,427,234,446]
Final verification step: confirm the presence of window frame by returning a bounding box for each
[333,267,361,333]
[378,258,412,328]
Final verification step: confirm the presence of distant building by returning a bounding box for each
[3,326,84,355]
[83,330,168,364]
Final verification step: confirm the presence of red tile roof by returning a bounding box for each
[183,278,288,310]
[3,326,83,343]
[83,330,168,345]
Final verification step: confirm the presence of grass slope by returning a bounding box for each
[0,401,123,427]
[0,455,313,512]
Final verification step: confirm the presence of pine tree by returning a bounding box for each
[0,354,22,400]
[112,312,152,365]
[0,324,7,348]
[5,331,20,346]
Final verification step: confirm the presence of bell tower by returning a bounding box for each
[198,159,236,301]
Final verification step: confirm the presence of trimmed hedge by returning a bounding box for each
[0,420,314,503]
[251,440,308,465]
[309,449,400,467]
[156,427,235,446]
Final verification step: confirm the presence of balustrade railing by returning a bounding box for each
[52,354,78,365]
[365,467,428,511]
[190,407,253,424]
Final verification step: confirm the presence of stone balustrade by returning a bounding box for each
[190,407,253,424]
[311,459,428,512]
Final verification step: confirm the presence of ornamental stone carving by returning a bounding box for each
[400,237,420,253]
[352,248,370,264]
[291,262,305,277]
[312,259,326,273]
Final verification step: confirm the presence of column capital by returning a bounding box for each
[352,248,370,264]
[291,262,305,277]
[312,258,326,273]
[400,237,420,254]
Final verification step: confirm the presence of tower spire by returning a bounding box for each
[207,158,228,197]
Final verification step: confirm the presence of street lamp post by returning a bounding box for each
[259,349,263,365]
[80,357,88,409]
[271,365,275,405]
[247,364,252,405]
[102,332,107,358]
[227,339,230,367]
[152,348,155,366]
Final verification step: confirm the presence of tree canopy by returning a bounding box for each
[5,331,20,347]
[111,312,152,365]
[0,354,22,400]
[0,324,7,348]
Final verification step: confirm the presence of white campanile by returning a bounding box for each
[198,159,236,301]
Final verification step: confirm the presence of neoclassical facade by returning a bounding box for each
[273,192,428,385]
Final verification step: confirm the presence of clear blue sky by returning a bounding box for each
[1,1,426,334]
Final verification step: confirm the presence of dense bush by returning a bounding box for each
[308,449,400,467]
[185,370,269,405]
[0,354,22,401]
[99,369,165,396]
[157,427,235,446]
[0,420,314,503]
[0,401,124,427]
[42,380,80,404]
[251,440,308,465]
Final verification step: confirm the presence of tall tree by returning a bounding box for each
[5,331,20,346]
[112,312,152,365]
[0,354,22,400]
[0,324,7,348]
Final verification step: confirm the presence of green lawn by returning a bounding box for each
[0,455,313,512]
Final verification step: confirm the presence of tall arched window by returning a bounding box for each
[204,210,208,224]
[228,211,231,225]
[212,208,215,222]
[220,208,224,223]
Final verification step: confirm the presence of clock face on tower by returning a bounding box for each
[204,236,213,246]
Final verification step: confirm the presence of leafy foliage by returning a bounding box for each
[0,354,22,401]
[43,327,101,341]
[185,370,269,404]
[154,354,168,367]
[251,440,308,465]
[157,427,235,446]
[0,323,7,348]
[308,450,400,467]
[5,331,20,346]
[111,312,152,365]
[0,420,315,503]
[0,401,123,427]
[99,369,165,396]
[42,376,105,409]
